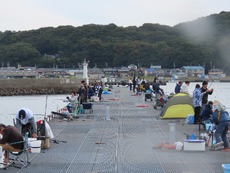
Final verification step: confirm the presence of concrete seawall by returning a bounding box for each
[0,78,84,96]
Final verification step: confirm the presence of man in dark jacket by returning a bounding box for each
[154,81,164,98]
[174,81,182,94]
[132,76,136,93]
[201,81,213,106]
[0,124,24,165]
[201,101,213,121]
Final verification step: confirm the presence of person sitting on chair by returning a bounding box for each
[0,123,24,166]
[66,91,78,113]
[15,107,37,138]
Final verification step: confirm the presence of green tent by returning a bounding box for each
[160,92,194,119]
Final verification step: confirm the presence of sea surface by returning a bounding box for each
[0,82,229,125]
[0,94,67,125]
[162,82,230,110]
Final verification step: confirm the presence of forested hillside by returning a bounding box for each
[0,11,229,73]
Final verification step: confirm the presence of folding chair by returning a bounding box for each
[5,133,30,169]
[67,103,80,121]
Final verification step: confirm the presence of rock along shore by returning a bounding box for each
[0,78,86,96]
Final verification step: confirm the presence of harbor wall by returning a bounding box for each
[0,78,86,96]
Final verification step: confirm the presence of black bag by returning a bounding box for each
[37,120,46,136]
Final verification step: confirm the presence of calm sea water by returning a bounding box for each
[0,82,229,125]
[162,82,230,110]
[0,94,67,125]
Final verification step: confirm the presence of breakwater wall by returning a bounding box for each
[0,78,87,96]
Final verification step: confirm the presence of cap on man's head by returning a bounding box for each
[19,110,26,120]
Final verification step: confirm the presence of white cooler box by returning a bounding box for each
[184,139,205,151]
[28,138,42,153]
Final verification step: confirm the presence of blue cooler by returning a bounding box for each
[222,164,230,173]
[205,123,214,131]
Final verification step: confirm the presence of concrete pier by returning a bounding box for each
[4,86,228,173]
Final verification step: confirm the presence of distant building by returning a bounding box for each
[38,68,69,78]
[144,68,156,76]
[88,67,104,79]
[0,67,37,78]
[170,68,187,78]
[181,66,205,77]
[103,68,117,77]
[150,65,161,70]
[208,68,226,79]
[157,69,165,77]
[117,67,129,77]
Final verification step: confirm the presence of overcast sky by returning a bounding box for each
[0,0,229,32]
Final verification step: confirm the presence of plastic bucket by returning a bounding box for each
[30,140,42,147]
[175,142,183,151]
[0,146,3,167]
[222,164,230,173]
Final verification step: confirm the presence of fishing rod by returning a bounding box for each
[44,94,48,119]
[208,82,213,88]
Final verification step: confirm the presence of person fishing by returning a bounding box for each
[15,107,37,138]
[211,101,230,151]
[201,81,214,107]
[153,80,164,99]
[66,91,78,113]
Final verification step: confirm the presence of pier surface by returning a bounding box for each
[6,86,228,173]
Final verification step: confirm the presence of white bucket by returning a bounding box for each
[175,142,183,151]
[0,146,4,168]
[30,140,42,147]
[31,147,41,153]
[29,140,42,153]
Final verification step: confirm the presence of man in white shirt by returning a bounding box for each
[180,81,190,94]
